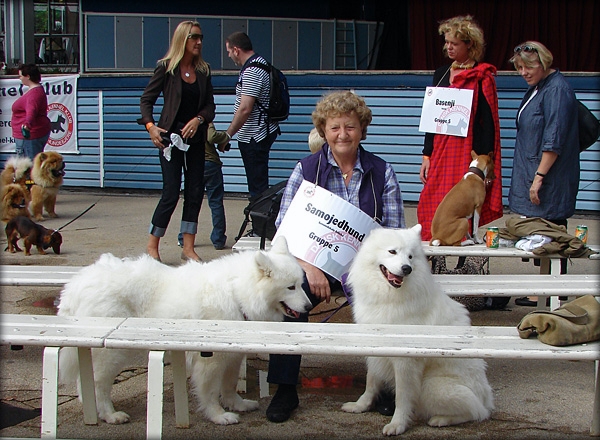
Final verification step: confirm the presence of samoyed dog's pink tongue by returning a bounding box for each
[282,302,300,318]
[380,265,404,288]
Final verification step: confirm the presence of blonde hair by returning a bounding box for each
[160,21,210,76]
[509,41,554,71]
[311,91,372,141]
[438,15,485,62]
[308,128,326,153]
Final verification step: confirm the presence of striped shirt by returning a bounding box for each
[275,147,405,229]
[235,55,279,143]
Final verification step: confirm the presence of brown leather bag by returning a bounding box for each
[517,295,600,346]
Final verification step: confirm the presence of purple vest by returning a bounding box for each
[300,144,385,222]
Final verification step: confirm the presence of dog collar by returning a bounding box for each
[468,167,485,181]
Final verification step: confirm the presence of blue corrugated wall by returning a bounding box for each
[1,72,599,212]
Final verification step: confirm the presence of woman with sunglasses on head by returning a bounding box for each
[138,21,215,262]
[509,42,579,305]
[417,15,503,243]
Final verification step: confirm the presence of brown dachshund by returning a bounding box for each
[5,215,62,256]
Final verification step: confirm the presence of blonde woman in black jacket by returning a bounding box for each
[138,20,215,262]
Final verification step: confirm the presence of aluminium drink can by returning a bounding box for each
[575,225,588,244]
[486,227,499,249]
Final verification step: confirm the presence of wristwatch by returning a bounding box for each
[196,116,204,124]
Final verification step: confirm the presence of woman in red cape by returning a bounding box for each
[418,15,502,242]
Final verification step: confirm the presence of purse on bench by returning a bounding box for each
[517,295,600,346]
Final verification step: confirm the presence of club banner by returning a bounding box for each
[418,86,474,137]
[0,74,79,153]
[274,179,381,280]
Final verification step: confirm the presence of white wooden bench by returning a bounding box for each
[0,314,127,439]
[3,265,597,300]
[2,314,599,439]
[104,318,600,438]
[233,238,600,308]
[2,262,598,437]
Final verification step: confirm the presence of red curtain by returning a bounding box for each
[408,0,600,72]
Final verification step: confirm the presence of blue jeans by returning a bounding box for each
[238,131,278,198]
[178,160,226,248]
[15,134,49,159]
[204,160,227,248]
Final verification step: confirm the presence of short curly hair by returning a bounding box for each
[311,91,372,141]
[438,15,486,62]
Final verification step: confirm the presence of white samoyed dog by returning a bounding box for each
[57,237,311,426]
[341,225,494,436]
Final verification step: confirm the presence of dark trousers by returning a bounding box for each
[150,142,205,236]
[267,273,339,385]
[238,131,278,198]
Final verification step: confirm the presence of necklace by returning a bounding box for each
[341,169,352,179]
[451,60,475,70]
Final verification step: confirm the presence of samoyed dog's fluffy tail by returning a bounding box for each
[342,225,494,436]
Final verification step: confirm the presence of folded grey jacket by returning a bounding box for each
[498,217,597,258]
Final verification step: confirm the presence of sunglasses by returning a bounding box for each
[514,45,537,54]
[187,33,204,42]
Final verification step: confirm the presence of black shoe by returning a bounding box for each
[374,390,395,416]
[515,297,550,307]
[266,385,299,423]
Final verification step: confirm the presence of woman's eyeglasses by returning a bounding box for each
[514,45,537,54]
[187,33,204,42]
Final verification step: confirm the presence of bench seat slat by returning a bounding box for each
[1,315,126,347]
[103,319,600,361]
[2,265,597,297]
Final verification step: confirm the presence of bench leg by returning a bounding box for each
[147,351,165,440]
[41,347,59,439]
[171,351,189,428]
[77,347,98,425]
[237,355,247,393]
[592,360,600,436]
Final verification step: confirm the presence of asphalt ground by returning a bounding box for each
[1,188,599,439]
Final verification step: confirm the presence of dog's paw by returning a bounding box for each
[427,415,456,427]
[382,420,408,436]
[47,212,58,218]
[103,411,130,424]
[430,239,441,246]
[211,411,240,425]
[461,239,475,246]
[233,398,259,412]
[341,401,369,413]
[473,235,484,244]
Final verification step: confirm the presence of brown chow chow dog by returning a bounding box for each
[1,156,34,190]
[5,215,62,256]
[0,183,31,222]
[30,151,66,221]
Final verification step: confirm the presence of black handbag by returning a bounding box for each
[577,100,600,151]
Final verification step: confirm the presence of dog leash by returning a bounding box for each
[52,202,96,235]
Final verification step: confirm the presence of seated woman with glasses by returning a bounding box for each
[509,41,580,306]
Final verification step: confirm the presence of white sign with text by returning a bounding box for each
[418,86,474,137]
[274,179,381,280]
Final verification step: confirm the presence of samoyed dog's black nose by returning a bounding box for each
[401,265,412,275]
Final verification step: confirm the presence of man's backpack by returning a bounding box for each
[235,180,288,250]
[246,61,290,123]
